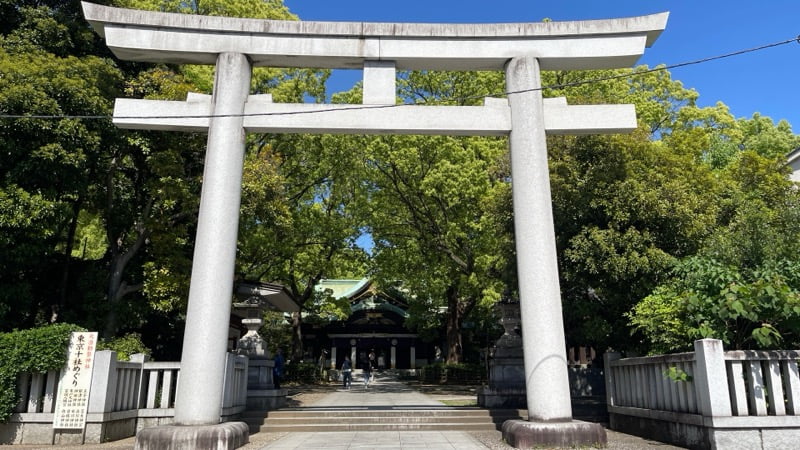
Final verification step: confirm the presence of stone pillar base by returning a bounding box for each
[135,422,249,450]
[502,419,607,449]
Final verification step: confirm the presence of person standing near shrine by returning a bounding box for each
[273,348,285,389]
[341,356,352,389]
[361,354,372,388]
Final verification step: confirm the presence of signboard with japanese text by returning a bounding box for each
[53,331,98,429]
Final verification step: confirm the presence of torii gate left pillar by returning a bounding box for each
[82,3,667,448]
[176,52,250,426]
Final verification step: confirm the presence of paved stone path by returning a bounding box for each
[262,430,487,450]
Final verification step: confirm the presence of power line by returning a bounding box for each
[0,35,797,121]
[504,35,799,96]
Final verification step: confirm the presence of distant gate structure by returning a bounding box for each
[82,2,667,447]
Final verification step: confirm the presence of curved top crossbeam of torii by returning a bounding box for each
[83,2,666,70]
[82,2,668,136]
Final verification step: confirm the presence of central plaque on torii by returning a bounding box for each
[82,3,667,447]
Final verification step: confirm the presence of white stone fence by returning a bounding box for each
[605,339,800,449]
[1,350,248,445]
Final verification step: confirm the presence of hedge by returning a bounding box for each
[0,323,84,422]
[418,362,485,384]
[283,361,319,384]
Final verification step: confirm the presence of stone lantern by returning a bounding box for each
[233,281,300,411]
[478,296,526,408]
[233,298,269,359]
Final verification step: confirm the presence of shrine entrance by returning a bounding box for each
[305,279,426,371]
[82,2,668,447]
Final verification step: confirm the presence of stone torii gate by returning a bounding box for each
[82,3,667,448]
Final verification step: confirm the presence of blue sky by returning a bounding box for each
[285,0,800,131]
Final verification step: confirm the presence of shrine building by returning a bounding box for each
[303,279,433,371]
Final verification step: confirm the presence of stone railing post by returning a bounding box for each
[222,352,234,409]
[87,350,118,415]
[221,353,248,410]
[129,353,149,363]
[603,352,621,408]
[129,353,149,410]
[693,339,732,417]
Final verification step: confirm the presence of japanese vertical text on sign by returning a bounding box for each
[53,331,98,429]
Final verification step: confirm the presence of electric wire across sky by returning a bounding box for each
[1,35,797,121]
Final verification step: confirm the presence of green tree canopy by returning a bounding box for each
[630,145,800,352]
[0,13,121,328]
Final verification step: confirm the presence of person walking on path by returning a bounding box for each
[341,356,352,389]
[361,354,372,388]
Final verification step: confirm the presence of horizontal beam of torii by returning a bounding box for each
[81,2,668,447]
[115,94,637,135]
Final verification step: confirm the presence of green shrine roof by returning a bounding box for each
[316,278,409,320]
[315,278,370,299]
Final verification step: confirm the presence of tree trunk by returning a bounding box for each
[445,283,463,363]
[104,254,124,339]
[288,271,327,361]
[54,197,83,323]
[103,199,150,339]
[103,239,146,339]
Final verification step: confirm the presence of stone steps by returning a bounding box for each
[262,408,521,418]
[245,407,526,433]
[257,422,499,432]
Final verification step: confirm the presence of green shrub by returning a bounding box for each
[419,362,443,383]
[97,333,150,361]
[419,362,485,384]
[0,323,85,422]
[283,361,318,384]
[629,256,800,352]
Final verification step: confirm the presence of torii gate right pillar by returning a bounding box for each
[502,56,607,447]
